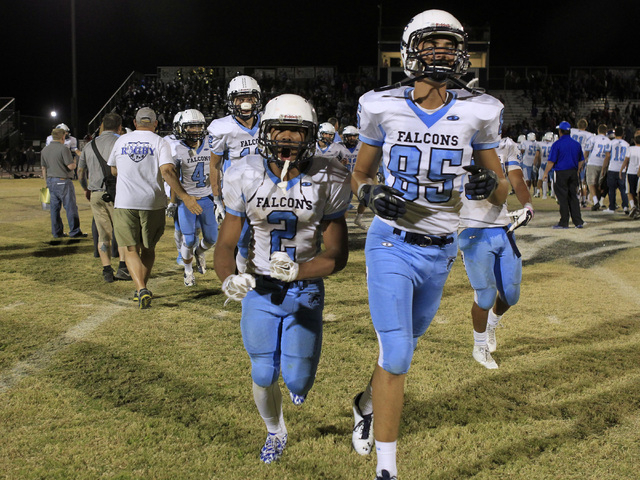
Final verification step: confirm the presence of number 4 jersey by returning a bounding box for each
[222,155,351,277]
[358,87,503,236]
[171,136,214,197]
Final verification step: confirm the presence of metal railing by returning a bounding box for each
[87,71,144,137]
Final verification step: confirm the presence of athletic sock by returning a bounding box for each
[184,262,193,274]
[358,382,373,416]
[103,265,113,272]
[118,261,127,269]
[488,309,503,327]
[473,329,487,346]
[593,195,599,205]
[375,440,397,478]
[630,200,636,208]
[253,382,286,435]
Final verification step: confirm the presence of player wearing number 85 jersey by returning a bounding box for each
[349,9,509,480]
[214,94,351,464]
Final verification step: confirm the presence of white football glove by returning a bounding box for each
[507,203,534,233]
[166,202,177,218]
[270,251,299,282]
[213,196,226,225]
[221,273,256,303]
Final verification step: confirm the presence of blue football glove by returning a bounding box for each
[357,184,406,220]
[463,165,499,200]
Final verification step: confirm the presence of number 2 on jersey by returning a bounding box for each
[267,211,298,259]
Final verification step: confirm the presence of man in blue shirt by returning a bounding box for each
[542,121,585,228]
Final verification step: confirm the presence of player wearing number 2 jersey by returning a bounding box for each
[214,94,351,465]
[349,9,509,480]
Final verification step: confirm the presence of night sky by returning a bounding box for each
[4,0,637,135]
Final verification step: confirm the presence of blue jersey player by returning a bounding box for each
[213,94,351,465]
[349,10,509,480]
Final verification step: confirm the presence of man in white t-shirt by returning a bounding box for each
[108,107,201,309]
[603,127,630,213]
[622,130,640,218]
[584,124,611,210]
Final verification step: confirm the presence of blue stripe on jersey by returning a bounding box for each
[473,141,500,150]
[404,88,457,129]
[226,207,246,217]
[359,134,383,147]
[323,209,347,221]
[264,158,305,191]
[233,113,260,135]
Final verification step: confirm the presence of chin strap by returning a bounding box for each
[278,160,291,193]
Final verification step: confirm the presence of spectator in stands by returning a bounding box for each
[542,121,585,229]
[40,128,86,238]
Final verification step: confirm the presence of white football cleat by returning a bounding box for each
[195,249,206,274]
[352,392,374,455]
[184,271,196,287]
[473,345,498,369]
[260,432,287,464]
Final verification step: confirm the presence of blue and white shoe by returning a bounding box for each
[289,391,306,406]
[260,432,288,464]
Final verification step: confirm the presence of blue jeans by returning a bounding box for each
[46,177,81,237]
[607,171,628,210]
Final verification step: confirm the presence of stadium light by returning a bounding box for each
[50,111,57,118]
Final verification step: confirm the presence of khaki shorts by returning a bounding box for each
[586,165,603,186]
[89,193,115,244]
[113,208,166,249]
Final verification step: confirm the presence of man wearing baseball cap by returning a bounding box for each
[542,121,585,229]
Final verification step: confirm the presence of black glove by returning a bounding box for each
[463,165,499,200]
[357,184,406,220]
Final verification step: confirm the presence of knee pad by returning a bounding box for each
[182,233,197,249]
[250,361,280,389]
[474,288,498,311]
[377,333,414,375]
[500,284,520,307]
[281,356,317,396]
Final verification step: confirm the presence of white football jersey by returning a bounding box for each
[584,134,611,167]
[222,155,351,277]
[627,145,640,175]
[358,87,503,236]
[608,138,630,173]
[459,137,519,229]
[171,136,214,197]
[519,139,537,167]
[315,141,349,164]
[207,114,261,165]
[570,128,593,154]
[536,140,553,167]
[340,141,362,172]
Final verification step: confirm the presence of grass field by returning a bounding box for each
[1,178,639,480]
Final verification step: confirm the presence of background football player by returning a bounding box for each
[349,10,508,480]
[315,122,348,163]
[214,94,351,465]
[208,75,262,271]
[534,132,554,199]
[340,125,369,228]
[570,119,593,206]
[459,136,533,370]
[519,132,537,191]
[170,109,218,286]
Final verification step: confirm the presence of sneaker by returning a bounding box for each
[69,231,88,238]
[375,470,398,480]
[352,392,374,455]
[195,249,206,274]
[602,209,615,214]
[184,271,196,287]
[533,192,540,198]
[591,203,600,211]
[486,324,498,353]
[623,207,630,215]
[628,206,638,218]
[473,345,498,369]
[575,224,585,229]
[138,288,153,309]
[633,210,640,220]
[259,432,288,464]
[176,254,184,266]
[133,290,139,302]
[289,391,306,406]
[552,224,569,229]
[542,195,548,200]
[103,267,114,283]
[114,267,132,281]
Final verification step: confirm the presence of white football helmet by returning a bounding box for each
[527,132,537,141]
[178,109,206,142]
[542,132,554,142]
[318,122,335,144]
[172,111,183,137]
[342,125,359,149]
[56,123,70,132]
[400,9,470,82]
[227,75,262,120]
[517,134,525,144]
[258,94,317,166]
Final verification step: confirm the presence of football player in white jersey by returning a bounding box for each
[170,109,218,286]
[340,125,368,228]
[622,130,640,218]
[459,137,533,369]
[349,10,509,480]
[519,132,537,190]
[570,119,593,205]
[45,123,81,156]
[315,121,348,163]
[603,127,630,213]
[214,94,351,465]
[534,132,554,199]
[584,124,611,210]
[164,111,188,266]
[208,75,262,271]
